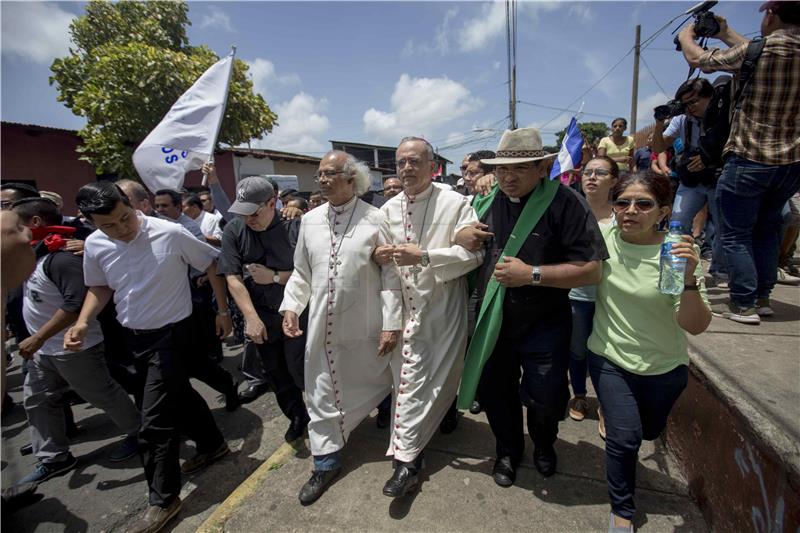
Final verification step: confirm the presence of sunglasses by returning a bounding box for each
[612,198,657,212]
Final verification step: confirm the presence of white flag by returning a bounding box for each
[133,51,234,193]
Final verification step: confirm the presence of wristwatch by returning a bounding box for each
[531,266,542,285]
[272,271,281,284]
[217,310,229,317]
[420,250,430,267]
[684,275,700,291]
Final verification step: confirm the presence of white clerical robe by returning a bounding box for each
[280,197,402,456]
[381,184,483,462]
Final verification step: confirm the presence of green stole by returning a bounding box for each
[456,178,559,410]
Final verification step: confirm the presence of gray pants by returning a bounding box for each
[23,343,140,463]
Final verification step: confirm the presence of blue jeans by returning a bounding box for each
[672,182,725,275]
[314,451,341,472]
[568,300,595,397]
[588,353,688,520]
[716,156,800,307]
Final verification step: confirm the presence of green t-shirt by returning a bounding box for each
[587,225,709,376]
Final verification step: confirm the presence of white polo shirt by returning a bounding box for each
[83,212,220,330]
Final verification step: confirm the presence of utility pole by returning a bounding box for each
[506,0,517,130]
[630,24,641,135]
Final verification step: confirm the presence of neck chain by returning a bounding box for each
[401,189,432,248]
[327,197,357,276]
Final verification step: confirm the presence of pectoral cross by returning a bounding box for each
[409,264,422,284]
[330,257,342,276]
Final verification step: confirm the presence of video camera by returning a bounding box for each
[673,1,721,50]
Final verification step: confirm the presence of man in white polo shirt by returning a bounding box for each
[64,181,232,533]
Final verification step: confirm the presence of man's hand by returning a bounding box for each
[244,316,268,344]
[63,322,88,352]
[202,162,219,185]
[64,239,84,256]
[393,244,423,266]
[455,223,493,252]
[195,274,209,287]
[247,264,276,285]
[493,256,533,287]
[282,311,303,338]
[215,314,232,339]
[687,155,706,172]
[475,173,496,196]
[372,245,395,266]
[281,206,304,220]
[377,330,399,356]
[18,334,43,359]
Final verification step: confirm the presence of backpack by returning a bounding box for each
[676,37,766,187]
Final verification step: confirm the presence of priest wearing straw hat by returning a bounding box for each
[455,127,608,486]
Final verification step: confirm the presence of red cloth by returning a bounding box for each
[30,225,76,252]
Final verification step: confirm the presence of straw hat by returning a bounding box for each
[481,127,557,165]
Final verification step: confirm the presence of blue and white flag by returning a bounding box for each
[133,51,235,193]
[549,117,584,180]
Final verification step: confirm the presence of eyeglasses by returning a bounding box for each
[314,170,347,182]
[396,157,423,169]
[494,165,534,178]
[0,201,14,210]
[612,198,657,212]
[463,170,484,179]
[582,168,611,177]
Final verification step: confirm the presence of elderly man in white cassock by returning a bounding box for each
[280,150,403,505]
[373,136,484,497]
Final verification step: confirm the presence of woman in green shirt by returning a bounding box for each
[587,171,711,532]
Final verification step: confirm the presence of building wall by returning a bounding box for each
[272,160,318,192]
[1,124,97,214]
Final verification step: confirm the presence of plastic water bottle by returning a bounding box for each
[659,221,687,295]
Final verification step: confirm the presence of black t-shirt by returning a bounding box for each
[476,184,608,343]
[218,211,299,313]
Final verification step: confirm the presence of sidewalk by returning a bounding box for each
[197,397,706,532]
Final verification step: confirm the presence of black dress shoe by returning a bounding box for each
[284,413,310,443]
[298,468,341,505]
[469,400,482,415]
[237,383,268,404]
[439,407,458,434]
[19,443,33,456]
[382,462,420,498]
[533,446,557,477]
[492,456,517,487]
[376,407,390,429]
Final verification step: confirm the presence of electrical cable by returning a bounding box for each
[639,53,668,95]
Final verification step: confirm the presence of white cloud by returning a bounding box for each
[258,92,330,154]
[457,1,559,52]
[245,58,301,100]
[636,92,670,129]
[1,2,74,64]
[582,54,621,99]
[199,7,233,31]
[401,7,458,57]
[568,3,593,23]
[493,61,502,70]
[363,74,481,144]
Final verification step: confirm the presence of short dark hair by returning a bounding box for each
[466,150,496,173]
[1,182,40,202]
[612,170,673,207]
[183,194,204,210]
[12,197,61,226]
[585,155,621,180]
[288,197,308,210]
[611,117,628,128]
[267,178,279,194]
[154,189,182,207]
[768,1,800,25]
[675,78,714,101]
[310,190,323,197]
[76,181,132,221]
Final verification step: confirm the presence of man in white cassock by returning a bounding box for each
[280,151,403,505]
[373,136,484,497]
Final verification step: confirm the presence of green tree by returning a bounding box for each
[50,0,277,178]
[554,121,609,149]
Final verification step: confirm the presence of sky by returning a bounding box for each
[1,0,762,166]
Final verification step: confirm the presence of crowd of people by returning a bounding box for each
[1,4,798,533]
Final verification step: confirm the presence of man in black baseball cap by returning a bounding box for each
[218,177,310,441]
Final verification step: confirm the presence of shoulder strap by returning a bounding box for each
[733,37,766,112]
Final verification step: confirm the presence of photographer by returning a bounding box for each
[678,1,800,325]
[651,78,726,285]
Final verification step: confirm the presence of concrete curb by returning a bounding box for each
[196,442,298,533]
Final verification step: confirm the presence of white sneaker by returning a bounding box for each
[711,302,761,325]
[756,298,774,317]
[777,268,800,286]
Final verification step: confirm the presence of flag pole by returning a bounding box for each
[203,45,236,186]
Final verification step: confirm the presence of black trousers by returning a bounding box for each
[126,317,224,507]
[253,307,306,421]
[478,325,571,462]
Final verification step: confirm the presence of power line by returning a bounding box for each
[639,53,668,95]
[517,101,615,119]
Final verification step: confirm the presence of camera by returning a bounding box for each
[673,1,721,50]
[654,100,686,122]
